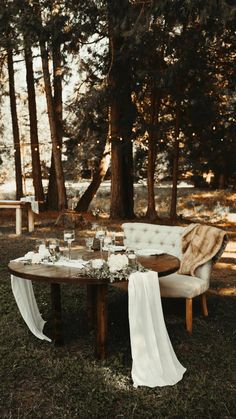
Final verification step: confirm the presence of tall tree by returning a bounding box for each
[24,39,45,202]
[108,0,136,219]
[39,39,67,210]
[32,0,67,210]
[46,3,64,210]
[170,99,180,221]
[7,47,23,199]
[0,1,23,198]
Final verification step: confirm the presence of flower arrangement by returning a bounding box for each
[78,253,147,283]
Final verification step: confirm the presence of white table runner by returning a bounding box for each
[128,270,186,387]
[10,258,87,342]
[11,275,51,342]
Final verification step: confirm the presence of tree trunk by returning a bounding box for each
[24,41,45,202]
[110,138,134,219]
[7,48,23,199]
[75,141,111,212]
[170,101,180,221]
[39,40,67,210]
[146,88,161,220]
[109,94,134,219]
[46,41,63,210]
[108,0,135,219]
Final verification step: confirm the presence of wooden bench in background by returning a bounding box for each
[0,200,34,235]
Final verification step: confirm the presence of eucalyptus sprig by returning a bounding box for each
[77,260,147,283]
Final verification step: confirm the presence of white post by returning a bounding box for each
[28,207,34,232]
[15,207,22,235]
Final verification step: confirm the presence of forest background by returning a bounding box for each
[0,2,236,417]
[0,0,235,221]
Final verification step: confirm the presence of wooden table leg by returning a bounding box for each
[96,284,108,360]
[87,284,97,329]
[51,283,64,345]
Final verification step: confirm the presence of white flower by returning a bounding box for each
[91,258,104,269]
[107,253,129,273]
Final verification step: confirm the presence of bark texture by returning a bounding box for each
[7,48,23,199]
[75,141,111,212]
[24,41,45,202]
[170,101,180,221]
[108,0,135,219]
[39,40,67,210]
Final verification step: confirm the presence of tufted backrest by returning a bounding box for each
[122,222,212,282]
[122,222,184,259]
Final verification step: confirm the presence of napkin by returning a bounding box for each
[12,253,88,269]
[20,197,39,214]
[12,248,51,264]
[52,259,88,269]
[136,248,164,256]
[128,271,186,387]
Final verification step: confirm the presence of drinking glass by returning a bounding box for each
[85,237,93,252]
[110,231,116,246]
[103,235,112,257]
[127,248,137,268]
[96,228,106,259]
[48,239,60,262]
[63,230,75,260]
[35,239,45,253]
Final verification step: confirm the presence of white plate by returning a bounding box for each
[136,248,164,256]
[114,245,126,252]
[103,245,126,252]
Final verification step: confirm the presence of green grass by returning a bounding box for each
[0,234,236,419]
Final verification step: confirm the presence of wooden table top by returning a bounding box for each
[8,251,180,286]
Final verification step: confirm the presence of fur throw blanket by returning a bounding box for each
[179,224,228,276]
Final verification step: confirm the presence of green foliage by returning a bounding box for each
[65,83,108,178]
[78,259,147,283]
[0,0,235,189]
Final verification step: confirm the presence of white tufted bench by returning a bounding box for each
[122,222,213,333]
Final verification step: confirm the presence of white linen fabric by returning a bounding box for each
[128,271,186,387]
[11,275,51,342]
[20,196,39,214]
[10,257,88,342]
[46,259,87,269]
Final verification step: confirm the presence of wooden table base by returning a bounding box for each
[95,284,108,360]
[51,283,64,346]
[50,282,108,359]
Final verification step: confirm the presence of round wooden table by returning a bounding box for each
[8,252,179,360]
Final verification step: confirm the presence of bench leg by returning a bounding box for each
[15,208,22,235]
[186,298,193,333]
[200,293,208,317]
[28,207,34,232]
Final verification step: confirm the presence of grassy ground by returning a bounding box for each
[0,189,236,418]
